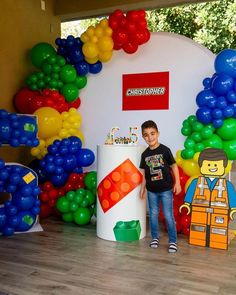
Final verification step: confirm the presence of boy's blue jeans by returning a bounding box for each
[147,189,177,244]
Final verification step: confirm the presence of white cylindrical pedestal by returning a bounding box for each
[97,145,146,241]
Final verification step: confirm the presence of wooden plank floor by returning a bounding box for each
[1,217,236,295]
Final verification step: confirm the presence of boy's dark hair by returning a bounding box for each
[141,120,158,133]
[198,148,228,167]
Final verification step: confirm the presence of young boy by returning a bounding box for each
[139,120,181,253]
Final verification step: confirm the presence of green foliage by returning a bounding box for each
[61,0,236,54]
[146,0,236,53]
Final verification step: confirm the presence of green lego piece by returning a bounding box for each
[113,220,141,242]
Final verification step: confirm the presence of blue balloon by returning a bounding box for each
[69,46,84,63]
[75,61,89,76]
[206,97,217,109]
[216,96,227,109]
[76,148,95,167]
[211,74,234,96]
[196,90,216,107]
[214,49,236,78]
[196,107,212,124]
[223,106,234,118]
[89,61,103,74]
[0,119,11,141]
[2,226,14,236]
[212,119,223,128]
[0,208,6,228]
[211,108,223,119]
[226,91,236,103]
[28,159,47,184]
[202,77,211,89]
[63,154,77,172]
[50,173,68,187]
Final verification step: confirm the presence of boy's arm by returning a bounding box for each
[170,163,181,195]
[139,169,146,199]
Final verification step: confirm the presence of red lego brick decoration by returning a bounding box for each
[97,159,143,213]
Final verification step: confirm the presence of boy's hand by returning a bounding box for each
[140,189,146,199]
[173,182,181,195]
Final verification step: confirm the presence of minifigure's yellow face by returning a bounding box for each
[200,160,225,177]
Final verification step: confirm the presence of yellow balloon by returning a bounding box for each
[80,32,89,43]
[68,108,77,115]
[85,57,99,64]
[99,19,108,28]
[86,26,95,37]
[182,158,200,177]
[82,42,98,59]
[89,36,98,43]
[61,111,69,120]
[98,50,113,62]
[94,26,103,38]
[97,36,114,52]
[193,152,200,163]
[31,147,40,157]
[74,130,84,143]
[34,107,62,139]
[225,160,232,175]
[175,150,183,167]
[59,129,69,138]
[104,27,113,37]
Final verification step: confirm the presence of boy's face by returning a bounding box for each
[142,127,159,149]
[200,159,225,177]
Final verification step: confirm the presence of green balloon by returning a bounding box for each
[84,191,96,205]
[73,208,91,225]
[184,138,195,149]
[56,197,70,213]
[56,56,66,67]
[194,142,205,152]
[223,139,236,160]
[187,115,197,125]
[191,132,202,142]
[216,118,236,141]
[47,55,57,65]
[200,127,213,139]
[61,84,79,102]
[182,119,191,128]
[60,65,77,83]
[62,213,73,222]
[84,171,97,190]
[74,76,87,89]
[80,198,89,208]
[74,194,84,205]
[31,42,56,68]
[203,134,223,149]
[181,126,191,136]
[42,63,52,74]
[52,64,61,73]
[70,202,79,212]
[192,122,203,132]
[181,148,195,159]
[48,79,58,89]
[66,191,75,201]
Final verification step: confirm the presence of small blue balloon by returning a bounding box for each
[75,61,89,76]
[216,96,227,109]
[212,119,223,128]
[89,61,103,74]
[211,108,223,119]
[76,148,95,167]
[211,73,234,96]
[223,106,234,118]
[226,91,236,103]
[196,90,216,107]
[50,173,68,187]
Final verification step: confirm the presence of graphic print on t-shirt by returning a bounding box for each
[145,154,164,181]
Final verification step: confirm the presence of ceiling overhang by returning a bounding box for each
[54,0,218,21]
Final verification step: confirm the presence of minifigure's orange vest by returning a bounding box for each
[189,176,229,250]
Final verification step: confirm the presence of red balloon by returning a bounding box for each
[113,30,128,45]
[126,10,140,22]
[40,203,52,218]
[123,41,138,54]
[113,9,124,19]
[108,16,119,30]
[143,29,151,43]
[14,87,38,113]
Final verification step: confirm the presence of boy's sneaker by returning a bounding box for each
[168,243,178,253]
[149,238,159,248]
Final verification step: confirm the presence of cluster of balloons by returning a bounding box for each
[109,9,150,54]
[180,115,222,159]
[26,42,87,102]
[0,109,39,147]
[197,49,236,127]
[56,35,103,76]
[31,107,83,159]
[39,173,86,218]
[14,88,81,114]
[39,136,95,187]
[0,160,40,236]
[80,19,114,64]
[56,187,96,225]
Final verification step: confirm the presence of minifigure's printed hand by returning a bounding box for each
[230,208,236,220]
[179,202,191,215]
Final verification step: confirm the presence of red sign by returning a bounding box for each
[122,72,169,110]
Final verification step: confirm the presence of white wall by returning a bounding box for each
[79,32,215,170]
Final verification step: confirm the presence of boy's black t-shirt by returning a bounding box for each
[139,144,176,193]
